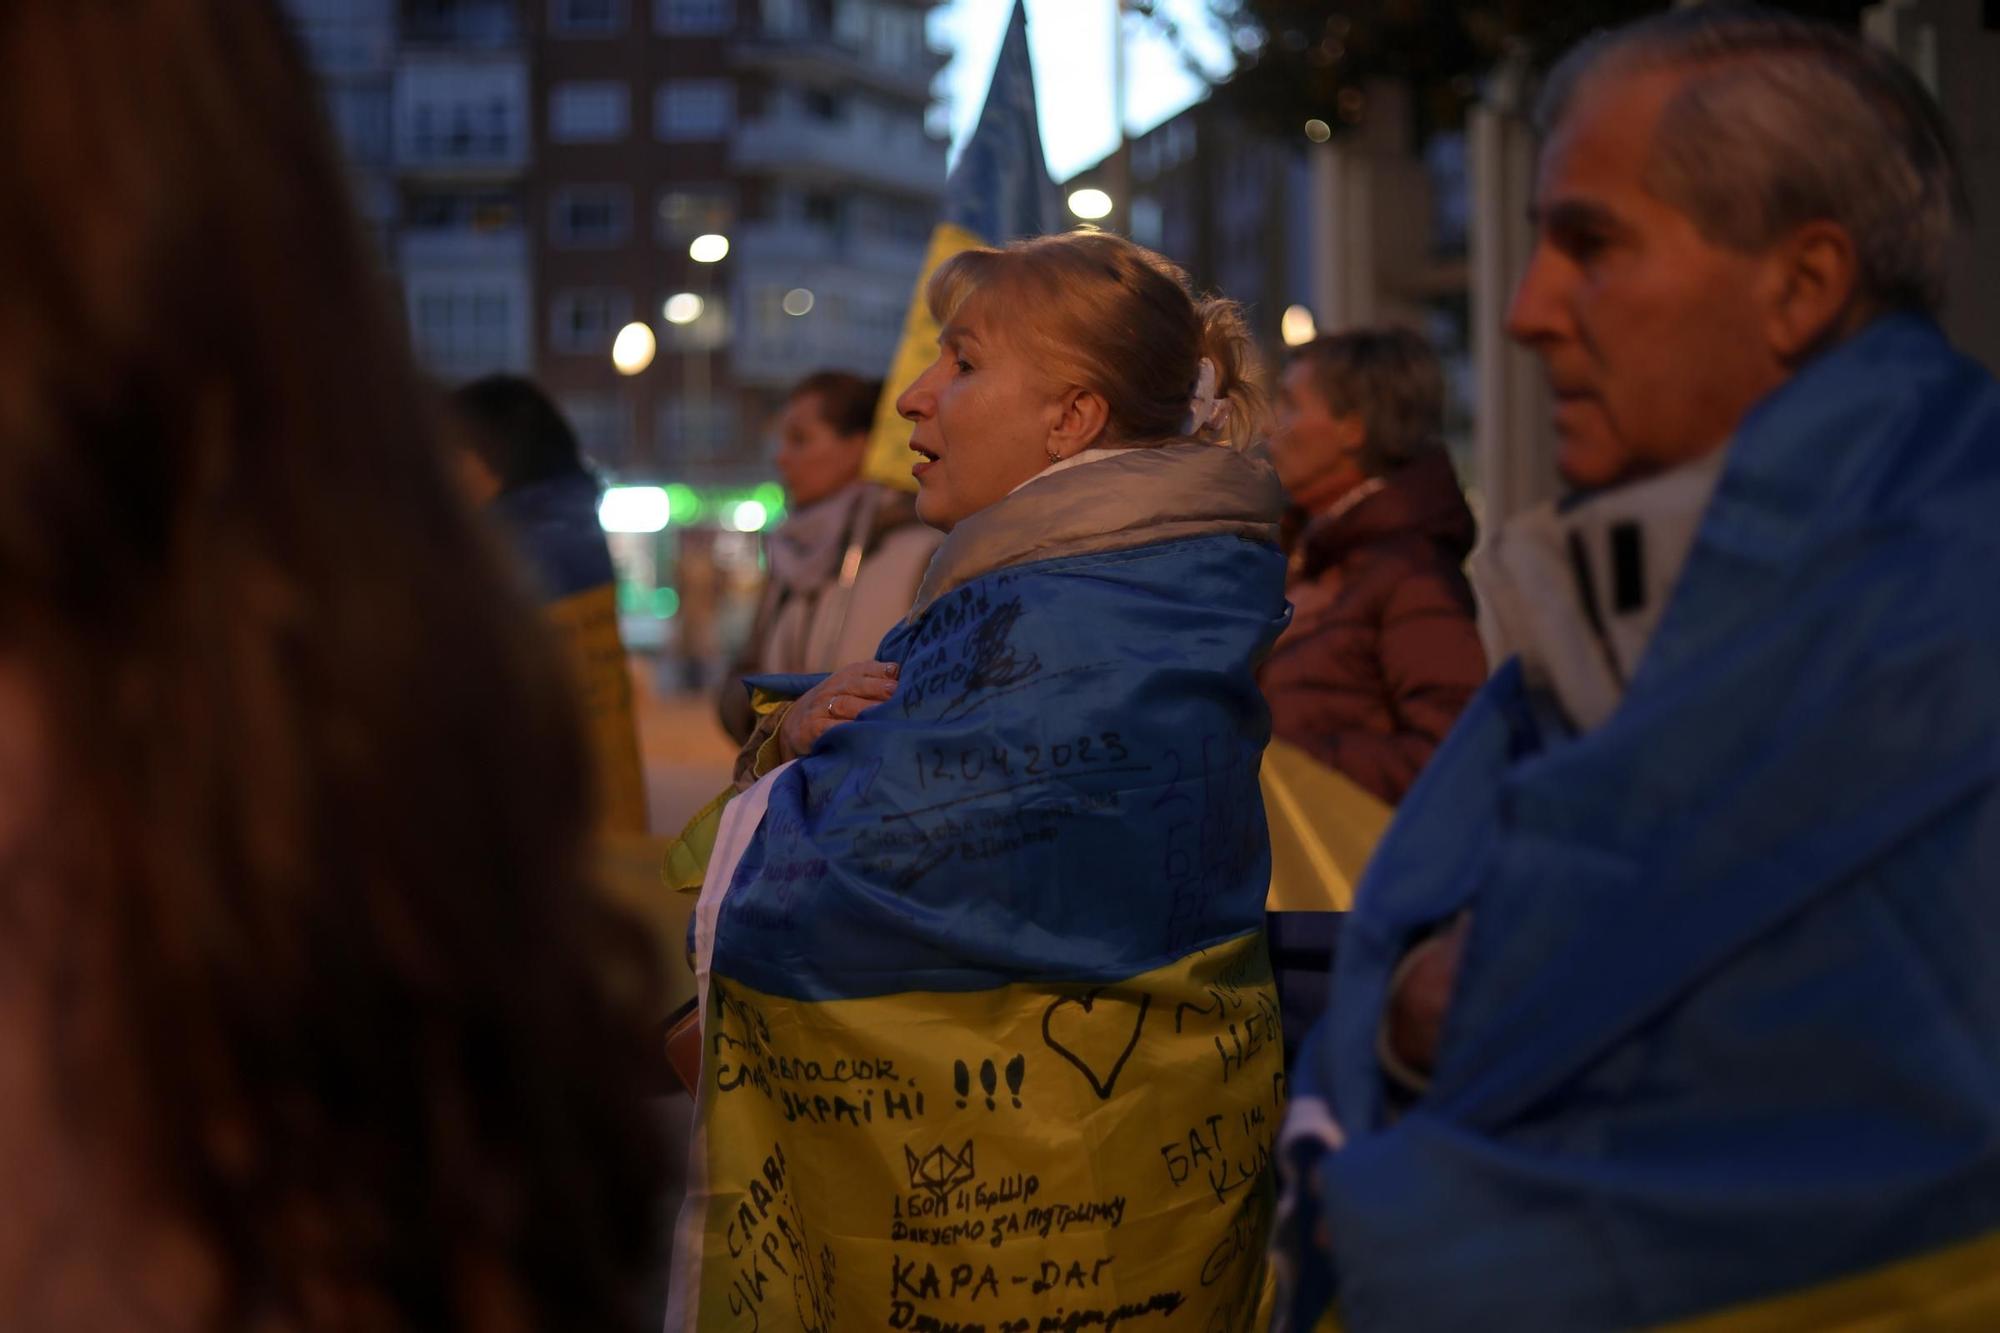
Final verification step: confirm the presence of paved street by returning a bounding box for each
[630,660,738,838]
[624,662,730,1328]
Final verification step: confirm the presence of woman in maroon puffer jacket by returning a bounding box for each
[1259,328,1486,1061]
[1261,329,1486,803]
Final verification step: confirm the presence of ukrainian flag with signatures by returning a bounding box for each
[667,519,1293,1332]
[1281,316,2000,1332]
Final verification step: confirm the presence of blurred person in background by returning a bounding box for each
[1258,328,1484,1065]
[1261,328,1485,804]
[715,371,939,743]
[1279,10,2000,1331]
[0,2,662,1328]
[452,375,649,833]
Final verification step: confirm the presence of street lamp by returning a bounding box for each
[663,292,705,325]
[1067,188,1114,221]
[689,232,730,263]
[611,321,657,375]
[1281,305,1318,348]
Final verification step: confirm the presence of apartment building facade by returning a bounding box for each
[284,0,946,488]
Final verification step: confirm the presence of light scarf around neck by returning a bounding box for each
[765,482,866,595]
[1472,448,1729,733]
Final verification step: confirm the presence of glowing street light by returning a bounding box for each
[1067,188,1114,221]
[1304,118,1332,143]
[689,232,730,263]
[598,486,671,534]
[1281,305,1318,348]
[611,321,657,375]
[728,499,770,533]
[663,292,705,325]
[782,287,816,317]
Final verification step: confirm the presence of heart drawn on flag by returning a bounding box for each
[1041,988,1151,1100]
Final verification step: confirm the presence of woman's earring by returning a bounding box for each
[1047,446,1061,463]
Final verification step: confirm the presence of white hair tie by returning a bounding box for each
[1183,357,1229,440]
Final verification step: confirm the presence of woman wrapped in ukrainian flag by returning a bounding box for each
[667,231,1293,1332]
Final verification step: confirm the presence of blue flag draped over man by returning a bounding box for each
[1279,11,2000,1332]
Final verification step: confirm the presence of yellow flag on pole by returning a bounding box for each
[862,0,1059,490]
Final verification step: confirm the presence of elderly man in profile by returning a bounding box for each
[1279,8,2000,1331]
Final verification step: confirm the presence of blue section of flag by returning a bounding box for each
[1286,315,2000,1330]
[944,0,1060,244]
[490,472,616,602]
[721,533,1290,1003]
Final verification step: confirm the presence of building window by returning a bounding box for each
[548,81,630,143]
[408,281,523,380]
[549,287,634,355]
[654,80,734,141]
[800,88,841,121]
[837,1,920,65]
[408,95,518,165]
[655,397,740,461]
[561,394,631,464]
[659,290,731,350]
[403,0,519,45]
[1130,195,1164,249]
[656,185,735,243]
[406,188,521,232]
[550,0,624,35]
[760,0,820,38]
[870,6,922,65]
[550,185,631,248]
[655,0,732,34]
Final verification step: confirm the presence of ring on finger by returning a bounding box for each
[826,697,838,717]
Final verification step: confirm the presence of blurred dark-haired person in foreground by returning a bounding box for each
[716,371,939,742]
[0,2,661,1329]
[453,374,649,834]
[1280,9,2000,1331]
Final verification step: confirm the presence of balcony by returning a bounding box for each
[397,224,528,272]
[731,33,945,105]
[734,220,840,265]
[728,265,911,389]
[399,0,520,49]
[393,56,529,179]
[730,115,945,200]
[729,325,885,390]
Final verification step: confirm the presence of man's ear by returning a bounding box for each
[1047,387,1111,460]
[1762,219,1862,365]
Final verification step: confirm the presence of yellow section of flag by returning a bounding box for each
[544,583,649,835]
[673,932,1281,1332]
[1260,739,1392,914]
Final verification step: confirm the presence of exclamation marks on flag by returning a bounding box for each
[952,1055,1027,1111]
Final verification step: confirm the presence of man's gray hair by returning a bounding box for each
[1537,6,1968,315]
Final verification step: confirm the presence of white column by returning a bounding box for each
[1469,93,1555,527]
[1306,143,1372,330]
[1865,0,2000,376]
